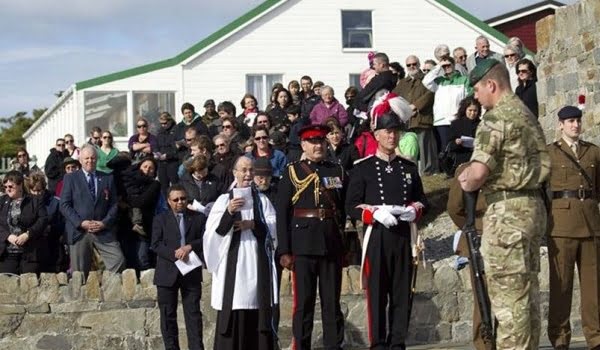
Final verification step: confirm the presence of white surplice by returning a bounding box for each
[203,192,278,311]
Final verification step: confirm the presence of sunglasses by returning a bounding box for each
[441,64,452,69]
[406,63,418,67]
[254,136,269,141]
[456,55,467,60]
[56,143,65,147]
[65,140,73,144]
[170,196,187,203]
[222,125,233,129]
[215,143,226,148]
[3,184,15,190]
[504,53,517,58]
[518,69,530,74]
[17,154,27,158]
[136,124,147,128]
[102,136,112,139]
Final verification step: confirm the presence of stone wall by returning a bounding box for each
[0,250,583,349]
[536,0,600,142]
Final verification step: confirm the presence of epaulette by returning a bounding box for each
[353,155,374,166]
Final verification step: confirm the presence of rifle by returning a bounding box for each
[463,190,496,349]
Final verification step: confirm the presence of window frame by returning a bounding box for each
[245,73,284,109]
[340,9,374,51]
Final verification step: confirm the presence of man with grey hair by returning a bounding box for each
[60,144,125,276]
[435,44,467,76]
[453,47,468,71]
[393,55,437,174]
[466,35,505,72]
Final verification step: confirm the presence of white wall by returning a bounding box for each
[26,92,78,166]
[182,0,504,110]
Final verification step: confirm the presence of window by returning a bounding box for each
[246,74,283,109]
[341,10,373,49]
[84,91,128,137]
[349,74,362,91]
[133,92,176,135]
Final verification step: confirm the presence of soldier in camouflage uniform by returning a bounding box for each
[458,59,550,350]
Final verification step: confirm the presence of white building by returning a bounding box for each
[25,0,510,164]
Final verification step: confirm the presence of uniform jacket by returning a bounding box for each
[0,195,48,261]
[547,139,600,237]
[59,170,118,244]
[345,155,427,236]
[276,160,346,256]
[422,67,473,126]
[392,72,434,129]
[151,209,206,287]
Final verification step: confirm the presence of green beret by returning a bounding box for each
[469,59,501,86]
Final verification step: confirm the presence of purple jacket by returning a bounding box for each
[309,99,348,127]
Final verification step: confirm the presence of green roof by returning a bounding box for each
[75,0,519,90]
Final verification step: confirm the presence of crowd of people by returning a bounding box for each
[1,33,596,350]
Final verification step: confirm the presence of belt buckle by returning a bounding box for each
[318,208,325,220]
[578,188,586,201]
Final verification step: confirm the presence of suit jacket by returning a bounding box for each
[466,51,505,72]
[152,209,206,287]
[59,170,118,244]
[0,195,48,260]
[547,139,600,237]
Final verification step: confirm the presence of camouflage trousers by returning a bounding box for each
[481,196,546,350]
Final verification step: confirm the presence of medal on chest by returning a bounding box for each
[385,164,393,173]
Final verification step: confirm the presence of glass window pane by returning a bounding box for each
[84,91,128,137]
[247,75,264,110]
[342,10,373,48]
[349,74,362,91]
[133,92,175,135]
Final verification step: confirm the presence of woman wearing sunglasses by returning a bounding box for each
[0,171,48,275]
[128,117,158,163]
[245,125,288,179]
[96,131,118,174]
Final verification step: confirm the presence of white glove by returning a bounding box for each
[187,199,206,213]
[373,209,398,228]
[398,206,416,222]
[388,205,404,216]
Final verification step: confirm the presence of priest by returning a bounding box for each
[204,156,278,349]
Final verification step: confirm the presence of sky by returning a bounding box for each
[0,0,577,118]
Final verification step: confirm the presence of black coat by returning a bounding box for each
[354,70,398,112]
[44,148,69,194]
[122,167,161,236]
[0,195,48,261]
[327,143,355,171]
[300,94,320,119]
[156,121,179,162]
[448,117,480,166]
[179,172,221,205]
[268,105,289,127]
[151,209,206,287]
[211,151,238,193]
[515,80,538,118]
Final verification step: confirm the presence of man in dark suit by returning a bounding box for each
[152,184,206,350]
[59,145,125,276]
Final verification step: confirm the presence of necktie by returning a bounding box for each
[177,213,186,246]
[571,143,578,157]
[87,173,96,201]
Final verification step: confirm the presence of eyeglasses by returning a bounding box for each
[518,69,530,74]
[137,124,147,128]
[17,154,27,158]
[170,196,187,203]
[254,136,269,141]
[441,64,452,69]
[56,143,65,147]
[406,63,418,67]
[504,53,517,58]
[65,140,73,144]
[102,136,112,139]
[3,184,15,190]
[456,55,467,60]
[215,143,226,148]
[222,125,233,129]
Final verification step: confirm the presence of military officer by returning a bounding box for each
[458,59,550,349]
[276,124,346,350]
[547,105,600,350]
[346,93,427,350]
[447,164,492,350]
